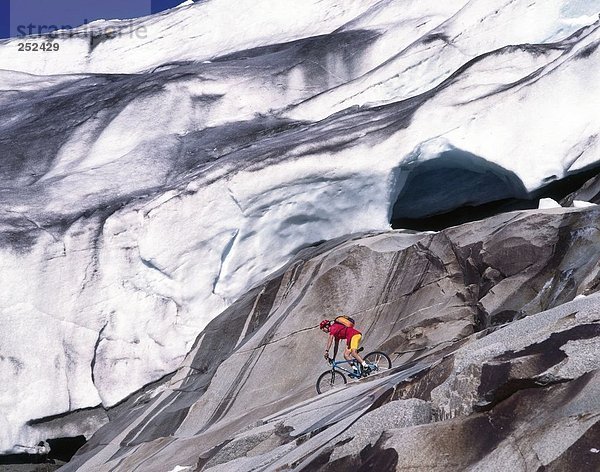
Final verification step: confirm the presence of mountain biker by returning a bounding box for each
[320,318,370,376]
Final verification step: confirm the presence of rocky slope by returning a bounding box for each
[55,205,600,471]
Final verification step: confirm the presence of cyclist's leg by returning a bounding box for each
[343,346,360,376]
[349,335,365,364]
[343,347,353,362]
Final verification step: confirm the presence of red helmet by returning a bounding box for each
[319,320,331,331]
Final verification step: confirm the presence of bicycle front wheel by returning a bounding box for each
[364,351,392,372]
[316,370,347,394]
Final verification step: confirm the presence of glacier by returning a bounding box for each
[0,0,599,456]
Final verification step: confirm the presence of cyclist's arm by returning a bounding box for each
[325,334,334,354]
[325,337,340,359]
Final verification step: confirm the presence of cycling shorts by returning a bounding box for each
[349,334,362,350]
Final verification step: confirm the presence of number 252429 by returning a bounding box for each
[18,42,60,52]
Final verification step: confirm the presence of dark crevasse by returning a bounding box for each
[391,150,600,231]
[0,436,86,468]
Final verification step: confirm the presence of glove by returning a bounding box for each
[324,351,329,360]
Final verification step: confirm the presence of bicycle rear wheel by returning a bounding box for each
[364,351,392,373]
[316,370,347,394]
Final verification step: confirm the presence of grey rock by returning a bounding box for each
[203,422,292,468]
[383,370,600,472]
[304,297,600,471]
[430,293,600,418]
[329,398,432,461]
[58,206,600,471]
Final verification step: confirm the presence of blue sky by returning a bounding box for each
[1,0,188,39]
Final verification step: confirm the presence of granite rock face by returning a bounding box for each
[59,206,600,471]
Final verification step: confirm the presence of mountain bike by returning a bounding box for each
[316,350,392,394]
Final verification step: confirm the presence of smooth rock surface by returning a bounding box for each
[58,206,600,471]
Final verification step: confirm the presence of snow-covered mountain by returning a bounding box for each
[0,0,599,459]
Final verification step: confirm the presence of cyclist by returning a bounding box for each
[320,318,370,376]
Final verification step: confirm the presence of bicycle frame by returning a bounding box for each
[329,358,363,379]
